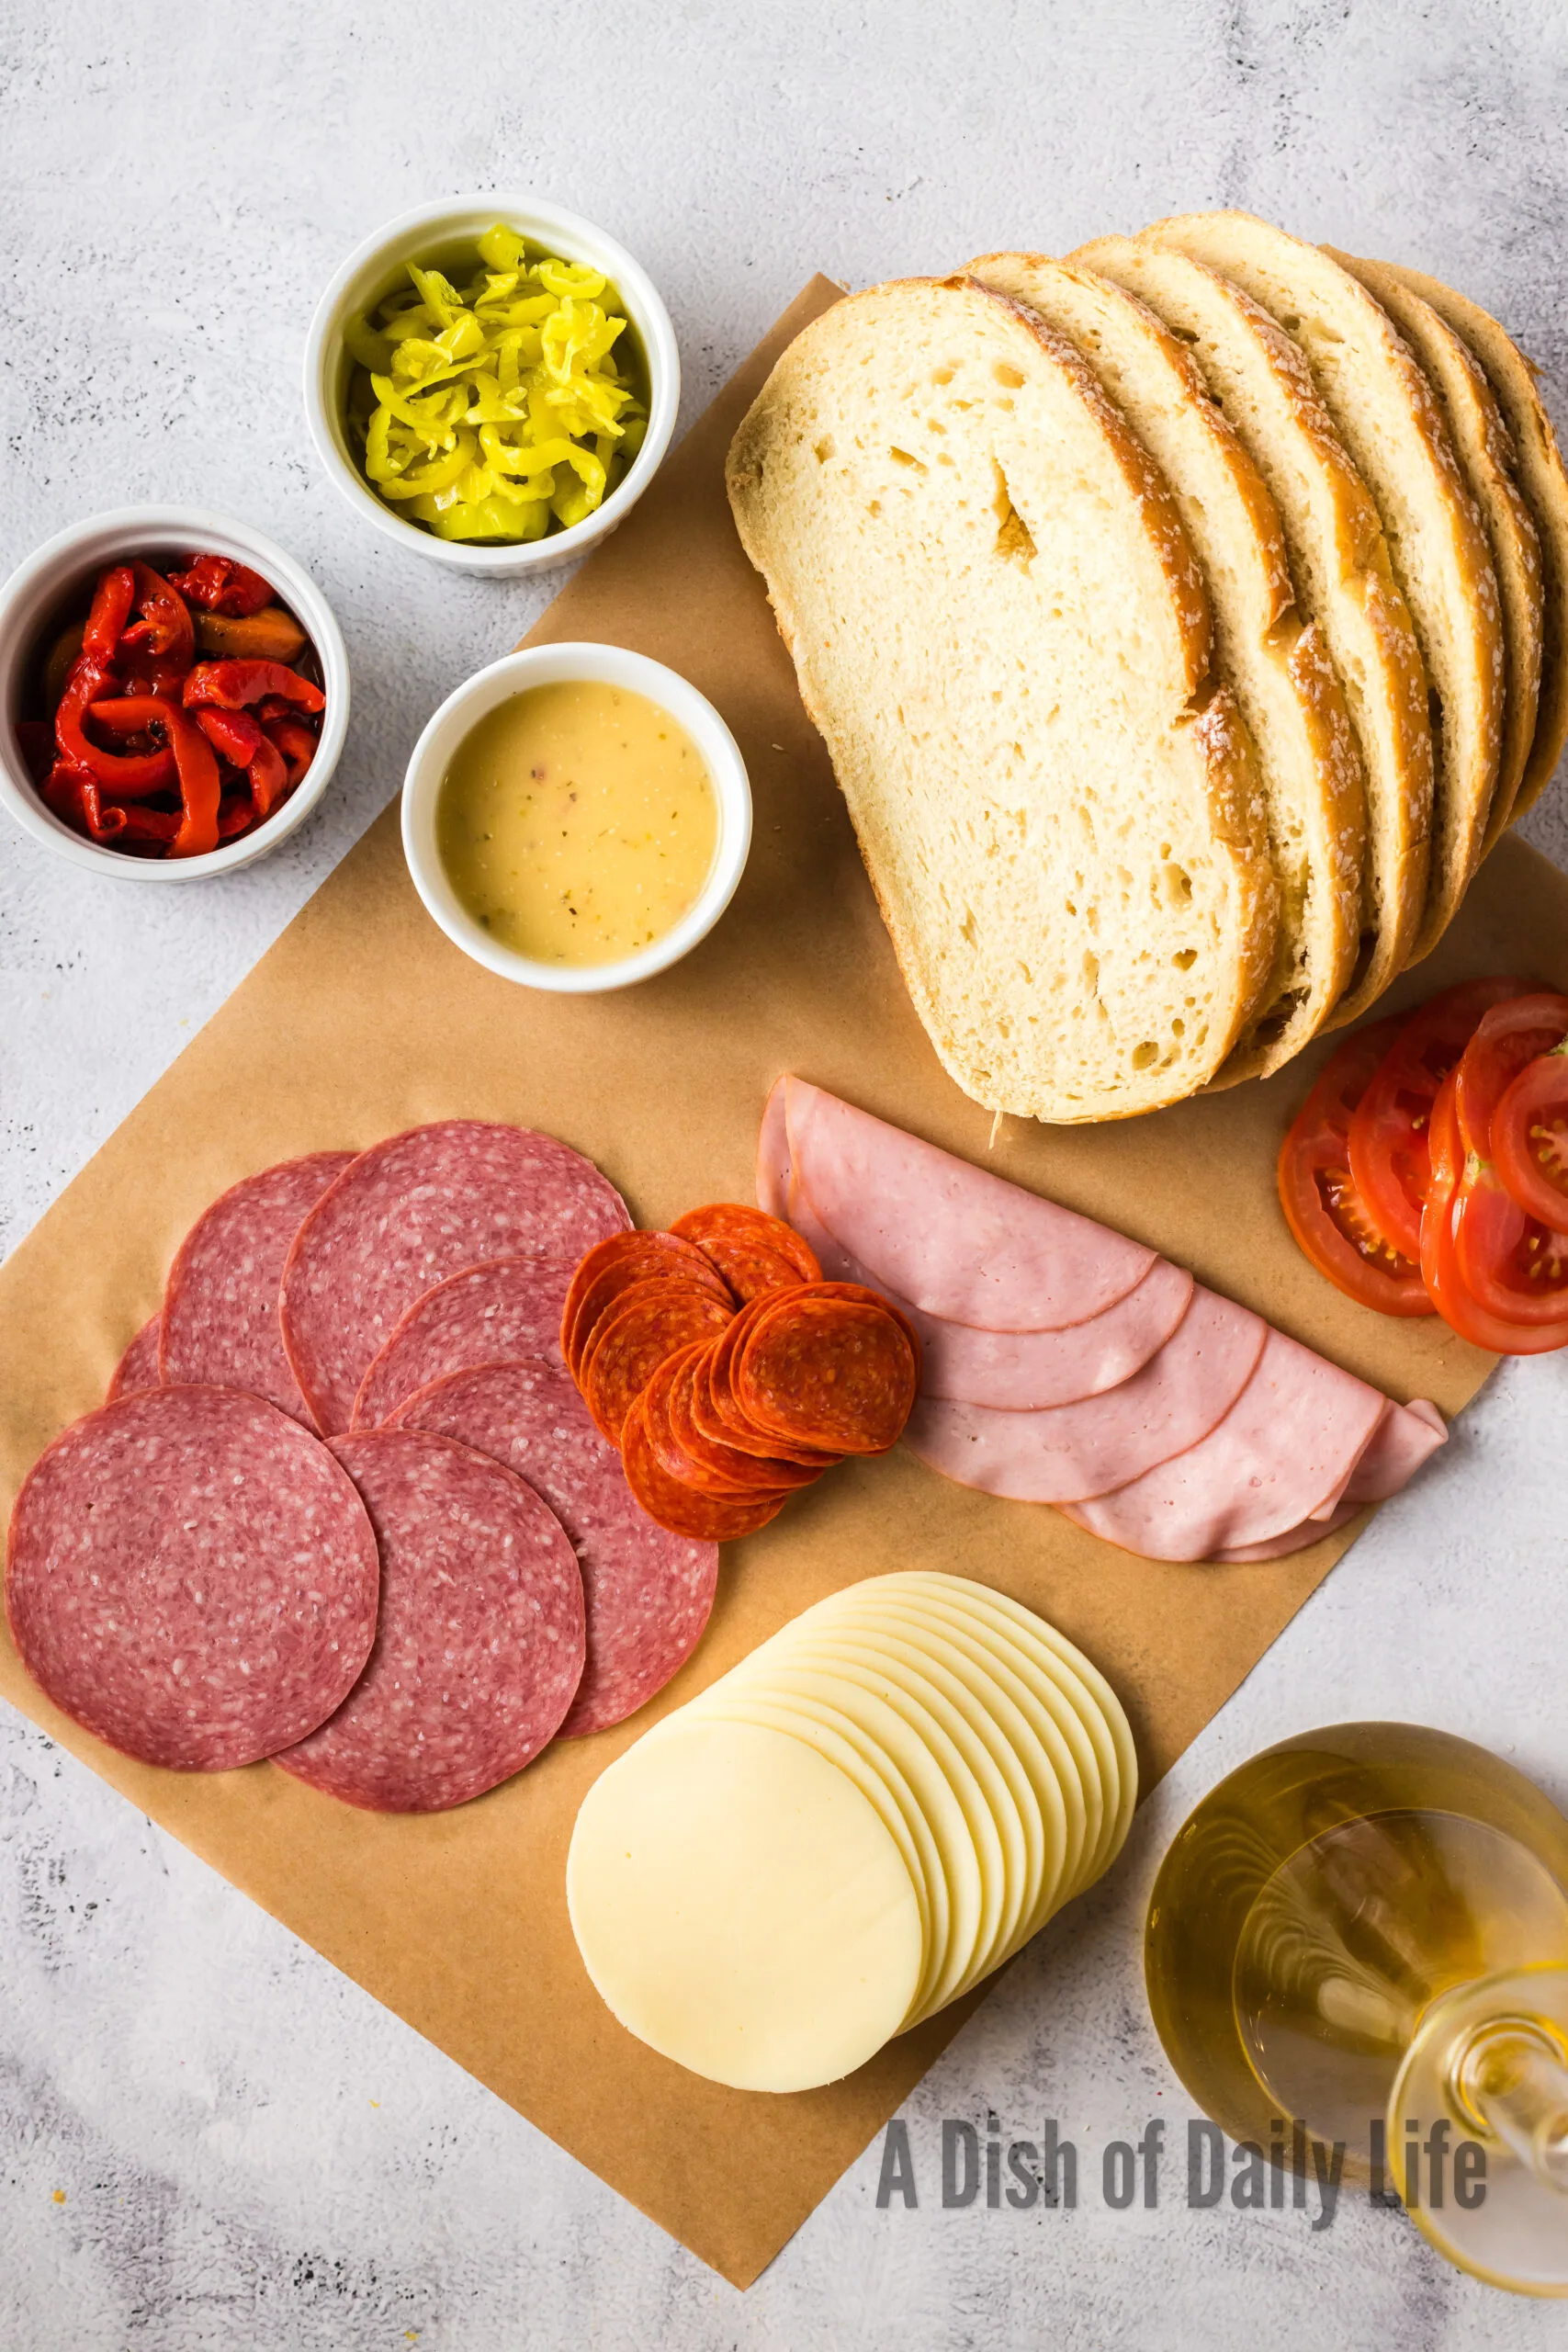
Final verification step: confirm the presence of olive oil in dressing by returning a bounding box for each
[436,682,718,966]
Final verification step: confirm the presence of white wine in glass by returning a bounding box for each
[1145,1724,1568,2293]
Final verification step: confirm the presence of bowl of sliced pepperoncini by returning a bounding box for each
[304,195,681,576]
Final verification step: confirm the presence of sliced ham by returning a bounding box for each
[902,1287,1267,1501]
[775,1077,1155,1330]
[1061,1329,1397,1561]
[1213,1402,1448,1560]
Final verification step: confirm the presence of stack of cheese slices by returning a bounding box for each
[728,211,1568,1124]
[567,1571,1135,2091]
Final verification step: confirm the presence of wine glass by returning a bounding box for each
[1145,1723,1568,2293]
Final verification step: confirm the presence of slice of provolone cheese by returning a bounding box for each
[566,1716,921,2093]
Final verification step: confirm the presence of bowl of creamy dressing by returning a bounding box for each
[401,642,751,990]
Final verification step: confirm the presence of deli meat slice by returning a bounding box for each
[160,1152,355,1424]
[902,1288,1267,1501]
[773,1077,1154,1329]
[1213,1402,1448,1560]
[107,1316,162,1403]
[1063,1330,1408,1560]
[6,1385,379,1770]
[351,1253,578,1429]
[276,1429,585,1812]
[280,1122,630,1435]
[389,1359,717,1736]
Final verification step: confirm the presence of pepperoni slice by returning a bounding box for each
[580,1282,736,1444]
[670,1203,821,1301]
[698,1302,840,1466]
[562,1232,732,1378]
[736,1292,919,1454]
[621,1392,792,1540]
[645,1346,822,1497]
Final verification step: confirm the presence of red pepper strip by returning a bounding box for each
[265,717,318,786]
[113,803,182,845]
[182,659,325,715]
[40,762,128,840]
[245,732,290,820]
[16,719,55,782]
[83,564,136,662]
[118,563,196,671]
[167,555,273,616]
[158,699,220,857]
[217,793,256,840]
[55,660,175,796]
[194,707,265,764]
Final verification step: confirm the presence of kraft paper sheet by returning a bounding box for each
[2,277,1561,2286]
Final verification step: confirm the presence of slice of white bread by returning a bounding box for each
[968,250,1364,1082]
[1332,250,1542,848]
[1140,212,1503,963]
[726,276,1279,1123]
[1372,260,1568,824]
[1073,234,1430,1027]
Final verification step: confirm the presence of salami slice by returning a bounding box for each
[351,1253,578,1429]
[736,1292,919,1454]
[389,1358,718,1736]
[160,1152,355,1425]
[621,1392,791,1541]
[580,1282,735,1444]
[5,1385,379,1771]
[107,1316,163,1403]
[670,1204,821,1300]
[563,1233,732,1379]
[276,1430,585,1811]
[281,1123,630,1434]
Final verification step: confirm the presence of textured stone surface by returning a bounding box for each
[4,0,1568,2342]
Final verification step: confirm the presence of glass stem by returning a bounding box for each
[1453,2018,1568,2192]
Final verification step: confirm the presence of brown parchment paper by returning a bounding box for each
[2,277,1564,2288]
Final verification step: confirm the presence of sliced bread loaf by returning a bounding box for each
[726,276,1279,1123]
[1140,212,1504,962]
[1073,233,1430,1027]
[1374,260,1568,824]
[1332,250,1542,848]
[968,249,1364,1082]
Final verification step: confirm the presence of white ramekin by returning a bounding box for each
[303,195,681,579]
[0,506,350,882]
[401,642,750,991]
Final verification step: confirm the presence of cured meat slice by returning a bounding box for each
[580,1282,735,1444]
[670,1204,821,1300]
[6,1385,378,1771]
[563,1234,731,1380]
[915,1261,1196,1408]
[641,1347,821,1497]
[107,1316,162,1403]
[276,1430,584,1810]
[1214,1500,1362,1563]
[1211,1405,1443,1559]
[389,1358,717,1736]
[901,1288,1268,1502]
[694,1306,840,1466]
[351,1253,578,1429]
[1063,1329,1395,1560]
[776,1076,1155,1329]
[281,1122,630,1434]
[160,1152,355,1425]
[736,1290,919,1454]
[621,1393,792,1540]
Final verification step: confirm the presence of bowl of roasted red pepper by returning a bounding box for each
[1280,976,1568,1352]
[0,506,347,876]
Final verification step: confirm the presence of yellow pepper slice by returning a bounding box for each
[347,225,646,545]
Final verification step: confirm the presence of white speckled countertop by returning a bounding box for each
[5,3,1568,2343]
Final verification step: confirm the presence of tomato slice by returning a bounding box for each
[1493,1042,1568,1230]
[1420,1071,1568,1353]
[1278,1016,1433,1315]
[1348,976,1540,1261]
[1453,991,1568,1159]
